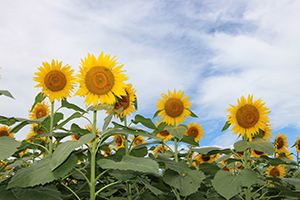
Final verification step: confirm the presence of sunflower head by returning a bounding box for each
[71,134,81,141]
[113,135,124,150]
[153,144,169,154]
[227,95,271,141]
[156,89,193,126]
[131,136,147,146]
[107,83,137,118]
[102,146,113,157]
[295,137,300,153]
[266,165,285,178]
[75,52,128,107]
[275,132,289,154]
[29,101,50,120]
[156,121,173,142]
[0,126,14,138]
[192,153,219,165]
[251,149,267,158]
[185,122,204,143]
[26,124,45,142]
[34,60,76,102]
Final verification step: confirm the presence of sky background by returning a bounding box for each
[1,0,300,155]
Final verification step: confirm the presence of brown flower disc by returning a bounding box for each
[44,70,67,91]
[236,105,259,128]
[164,98,184,118]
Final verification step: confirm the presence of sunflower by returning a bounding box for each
[102,146,113,157]
[29,101,50,120]
[156,121,173,142]
[261,123,273,141]
[19,149,29,157]
[295,137,300,153]
[113,135,124,150]
[26,124,45,142]
[71,134,81,141]
[75,52,128,107]
[251,149,267,158]
[156,89,192,126]
[108,83,137,118]
[131,136,147,146]
[227,95,271,141]
[275,132,289,154]
[276,152,293,161]
[221,159,233,173]
[185,122,204,143]
[233,150,244,159]
[266,165,285,181]
[34,60,76,103]
[153,144,169,154]
[0,126,14,138]
[192,153,219,165]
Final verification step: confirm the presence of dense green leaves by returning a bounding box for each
[0,136,20,160]
[234,138,275,155]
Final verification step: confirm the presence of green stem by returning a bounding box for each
[61,182,81,200]
[90,110,97,200]
[174,137,179,162]
[123,116,129,155]
[49,101,54,154]
[243,148,251,200]
[127,181,132,200]
[95,181,119,196]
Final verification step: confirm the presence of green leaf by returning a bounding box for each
[0,90,14,99]
[0,136,20,160]
[221,120,231,132]
[153,109,162,119]
[0,116,18,126]
[153,154,189,174]
[11,185,61,200]
[54,112,82,130]
[130,146,148,157]
[239,169,257,187]
[249,138,275,155]
[132,114,156,129]
[233,140,249,151]
[98,155,160,175]
[211,170,242,200]
[69,123,91,134]
[103,111,114,131]
[188,109,198,118]
[50,133,94,171]
[87,103,113,111]
[180,135,199,146]
[191,147,220,154]
[109,169,137,181]
[165,125,187,140]
[61,99,86,113]
[282,178,300,191]
[7,154,77,189]
[163,169,205,196]
[30,92,45,112]
[138,176,164,195]
[198,162,220,176]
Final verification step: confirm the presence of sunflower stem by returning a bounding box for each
[124,116,129,155]
[90,110,97,200]
[243,148,251,200]
[174,137,179,162]
[49,101,54,154]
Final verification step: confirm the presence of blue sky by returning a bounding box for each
[1,0,300,155]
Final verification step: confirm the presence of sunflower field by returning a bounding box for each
[1,52,300,200]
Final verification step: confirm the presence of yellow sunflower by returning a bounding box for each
[184,122,204,143]
[275,132,289,154]
[29,101,50,120]
[251,149,267,158]
[227,95,271,141]
[261,123,273,141]
[192,153,219,165]
[266,165,285,181]
[26,124,45,142]
[34,60,76,103]
[276,153,293,161]
[156,121,173,142]
[75,52,128,107]
[107,83,137,118]
[131,136,147,146]
[295,137,300,153]
[156,89,192,126]
[102,146,112,157]
[233,150,244,159]
[153,144,169,154]
[0,126,14,138]
[71,134,81,141]
[113,135,124,150]
[221,159,233,173]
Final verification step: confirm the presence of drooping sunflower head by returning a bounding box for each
[227,95,271,141]
[185,122,204,143]
[275,132,289,154]
[34,60,76,102]
[29,101,50,120]
[266,165,285,178]
[251,149,267,158]
[131,136,147,146]
[153,144,169,154]
[0,126,14,138]
[113,135,124,150]
[295,137,300,153]
[102,146,113,157]
[108,83,137,118]
[75,52,129,107]
[156,89,192,126]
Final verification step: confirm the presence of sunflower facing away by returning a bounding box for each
[0,126,14,138]
[185,122,204,143]
[108,83,137,118]
[275,132,289,154]
[227,95,271,141]
[156,89,192,126]
[113,135,124,150]
[29,101,50,120]
[34,60,76,102]
[75,52,128,107]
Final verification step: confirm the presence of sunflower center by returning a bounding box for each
[202,155,211,162]
[44,70,66,92]
[164,98,184,118]
[114,91,130,110]
[297,141,300,151]
[159,130,170,137]
[135,139,142,145]
[37,127,44,134]
[236,105,259,128]
[0,130,8,137]
[276,137,284,149]
[254,150,264,155]
[270,167,280,177]
[115,135,122,145]
[74,135,81,141]
[36,108,47,119]
[85,66,115,95]
[187,127,198,137]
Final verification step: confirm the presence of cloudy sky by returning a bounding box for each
[1,0,300,154]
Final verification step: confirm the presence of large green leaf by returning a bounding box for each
[50,133,94,171]
[233,140,249,151]
[61,99,86,113]
[211,170,242,200]
[153,154,189,174]
[0,116,18,126]
[165,125,187,140]
[138,176,164,195]
[0,90,14,99]
[98,155,160,175]
[131,114,156,129]
[54,112,82,130]
[198,162,220,176]
[0,136,20,160]
[192,147,220,154]
[282,178,300,191]
[249,138,275,155]
[163,169,205,196]
[130,146,148,157]
[239,169,257,187]
[7,154,77,189]
[180,135,199,146]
